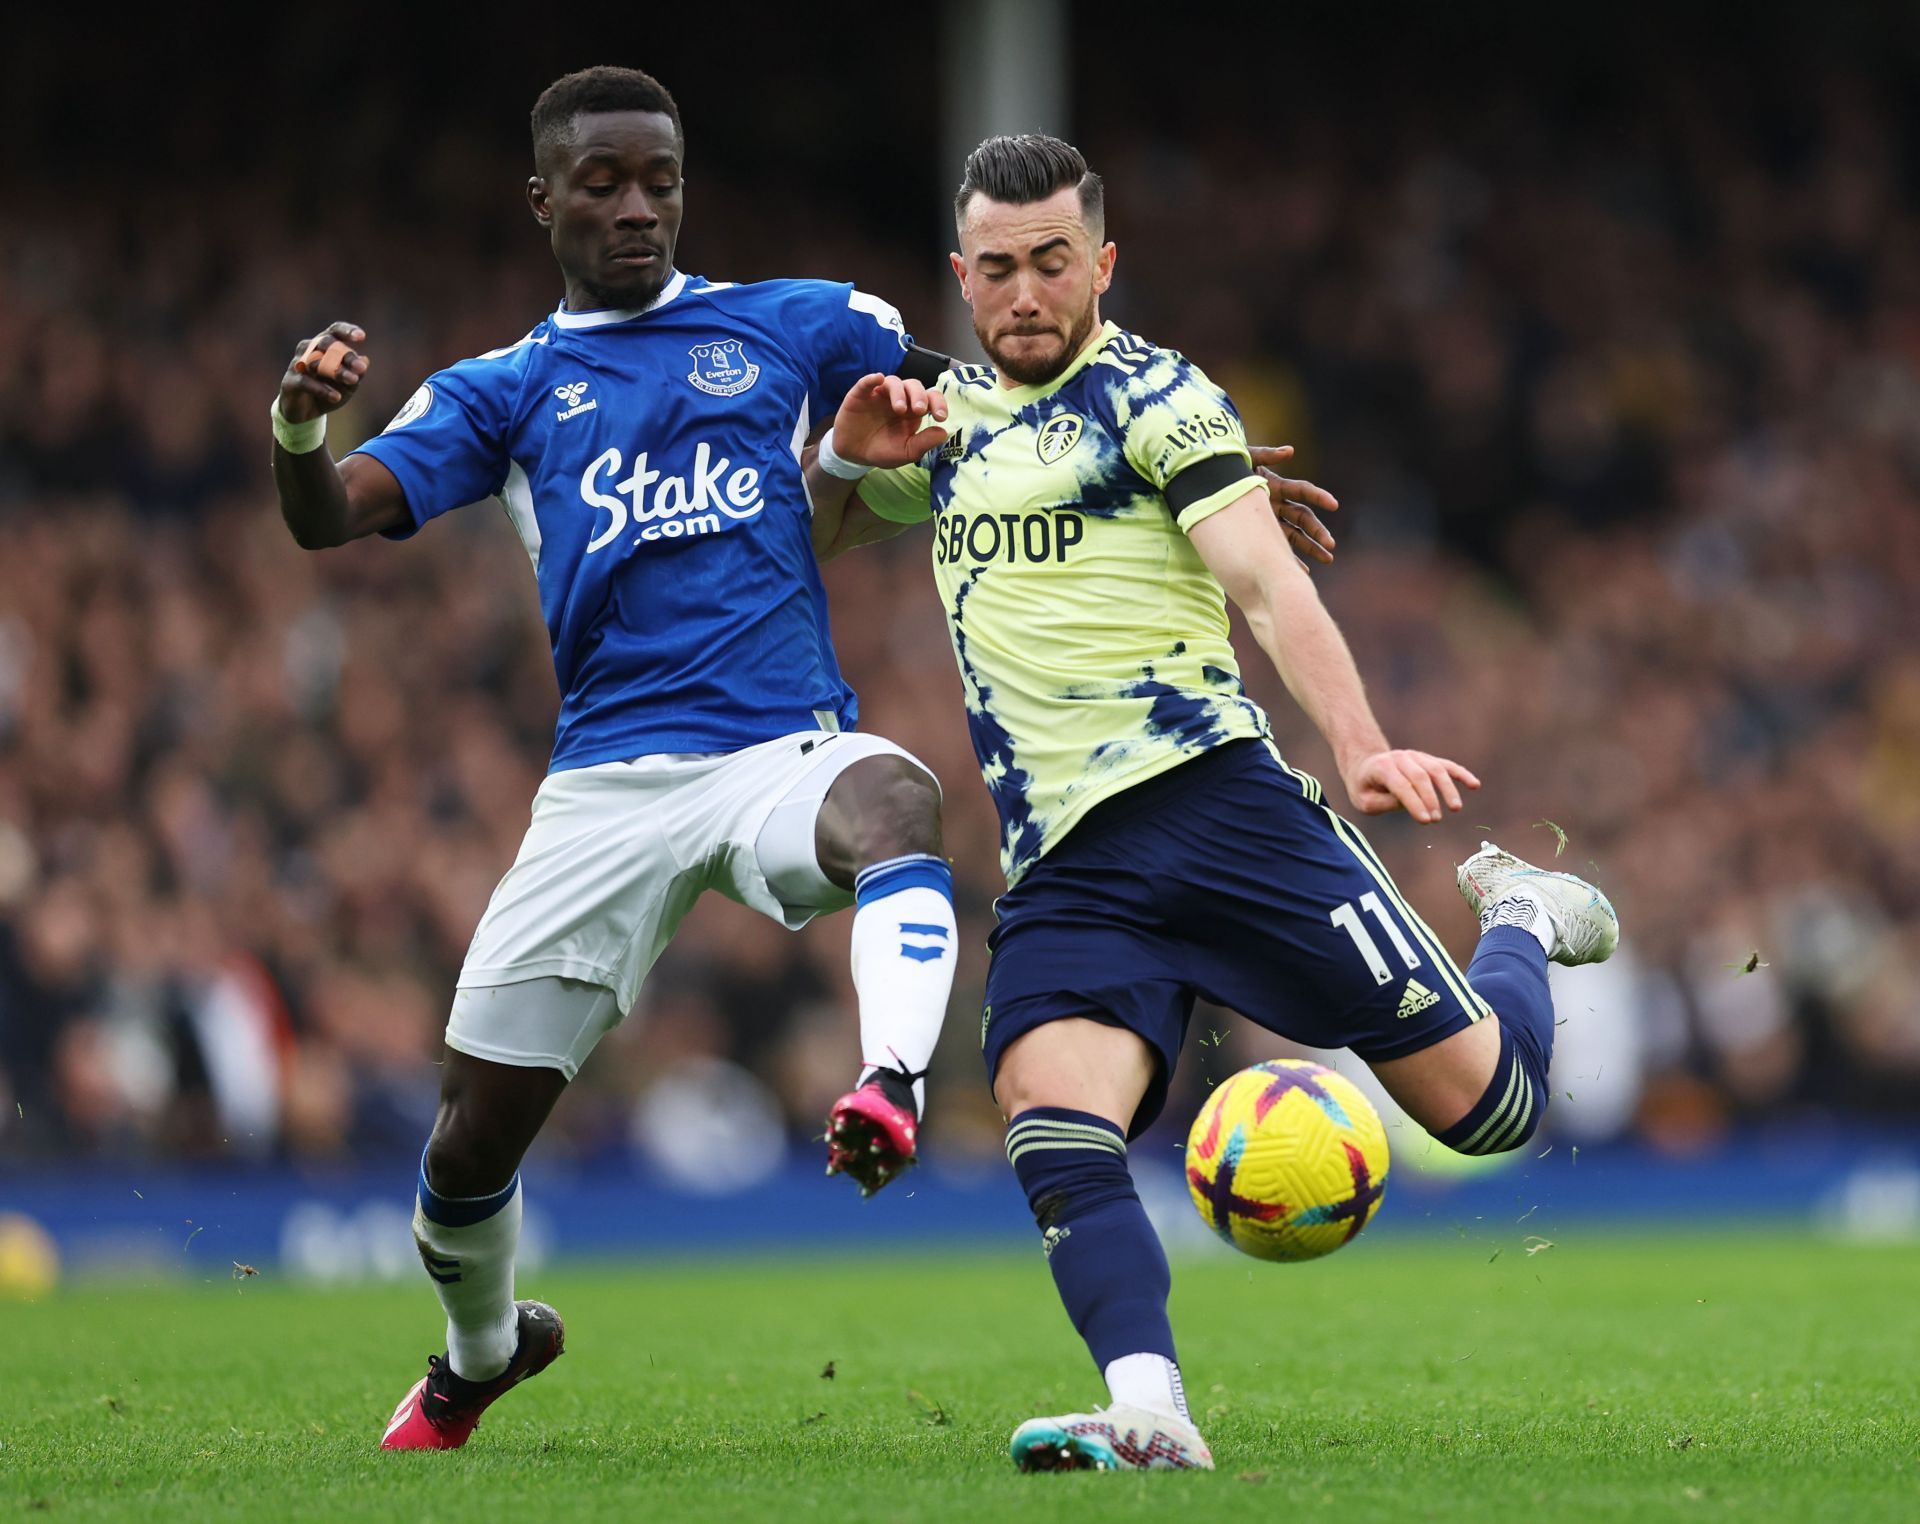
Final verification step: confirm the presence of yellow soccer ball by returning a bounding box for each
[1186,1060,1390,1262]
[0,1212,59,1299]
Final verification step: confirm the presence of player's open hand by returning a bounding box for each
[1343,749,1480,825]
[279,322,372,423]
[832,374,949,470]
[1248,445,1338,570]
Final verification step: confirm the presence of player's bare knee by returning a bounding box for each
[422,1105,520,1198]
[833,756,943,872]
[993,1066,1051,1122]
[425,1066,561,1196]
[993,1030,1063,1118]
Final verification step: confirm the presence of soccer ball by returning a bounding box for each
[1185,1060,1390,1262]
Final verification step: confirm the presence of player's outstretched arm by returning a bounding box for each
[806,374,948,562]
[1247,444,1339,569]
[1187,490,1479,824]
[271,322,410,548]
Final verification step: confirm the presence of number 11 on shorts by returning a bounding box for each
[1330,892,1421,985]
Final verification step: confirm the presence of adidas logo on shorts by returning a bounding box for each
[1396,978,1441,1019]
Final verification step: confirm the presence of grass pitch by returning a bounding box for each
[5,1230,1915,1523]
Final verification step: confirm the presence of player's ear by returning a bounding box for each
[1092,241,1117,296]
[527,176,553,228]
[949,251,971,302]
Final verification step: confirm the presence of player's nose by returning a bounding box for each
[612,187,661,227]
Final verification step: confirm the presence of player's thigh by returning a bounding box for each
[460,760,707,1041]
[1366,1017,1502,1135]
[992,1016,1159,1133]
[982,837,1192,1137]
[733,731,940,922]
[1174,769,1487,1060]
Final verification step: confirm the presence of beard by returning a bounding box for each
[979,298,1100,386]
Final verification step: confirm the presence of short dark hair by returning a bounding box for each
[532,66,683,168]
[954,134,1104,235]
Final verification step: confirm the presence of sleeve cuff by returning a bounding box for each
[858,467,934,524]
[343,443,429,541]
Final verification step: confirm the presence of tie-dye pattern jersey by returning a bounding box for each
[860,321,1277,885]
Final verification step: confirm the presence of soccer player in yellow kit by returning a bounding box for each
[805,136,1619,1473]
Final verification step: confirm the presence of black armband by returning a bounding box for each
[897,344,952,385]
[1164,454,1258,518]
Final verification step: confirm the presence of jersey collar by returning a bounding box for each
[993,319,1120,402]
[552,269,690,329]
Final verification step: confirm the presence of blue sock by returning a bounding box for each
[1007,1108,1178,1374]
[1438,926,1556,1155]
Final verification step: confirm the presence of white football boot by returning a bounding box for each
[1457,841,1619,966]
[1009,1404,1214,1472]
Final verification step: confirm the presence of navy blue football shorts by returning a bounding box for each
[981,739,1490,1136]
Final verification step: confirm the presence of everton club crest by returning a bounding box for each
[686,340,761,397]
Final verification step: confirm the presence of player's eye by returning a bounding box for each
[584,183,616,197]
[651,181,680,196]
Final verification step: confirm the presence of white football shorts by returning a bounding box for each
[446,729,933,1078]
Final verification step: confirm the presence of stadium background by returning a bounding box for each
[2,2,1918,1280]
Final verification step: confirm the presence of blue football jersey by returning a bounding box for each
[347,271,913,770]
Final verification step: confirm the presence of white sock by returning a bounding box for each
[412,1167,522,1381]
[1104,1352,1190,1423]
[849,855,958,1116]
[1480,887,1557,957]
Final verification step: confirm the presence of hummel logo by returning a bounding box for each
[554,381,598,422]
[1397,978,1441,1019]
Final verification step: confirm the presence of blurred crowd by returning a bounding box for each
[0,43,1916,1172]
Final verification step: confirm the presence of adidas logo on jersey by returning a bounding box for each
[580,443,766,551]
[1396,978,1441,1019]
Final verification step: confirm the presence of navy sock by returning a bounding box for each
[1007,1108,1176,1369]
[1439,926,1556,1155]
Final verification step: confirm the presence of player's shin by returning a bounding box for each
[1441,911,1557,1155]
[411,1154,523,1381]
[849,854,957,1114]
[1007,1108,1189,1423]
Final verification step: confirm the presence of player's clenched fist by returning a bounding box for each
[828,373,950,471]
[278,322,372,422]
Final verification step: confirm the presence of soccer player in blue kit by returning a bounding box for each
[808,135,1622,1472]
[271,66,971,1449]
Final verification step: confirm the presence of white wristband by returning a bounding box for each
[271,397,328,454]
[815,427,872,480]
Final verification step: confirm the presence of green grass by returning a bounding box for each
[5,1231,1916,1522]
